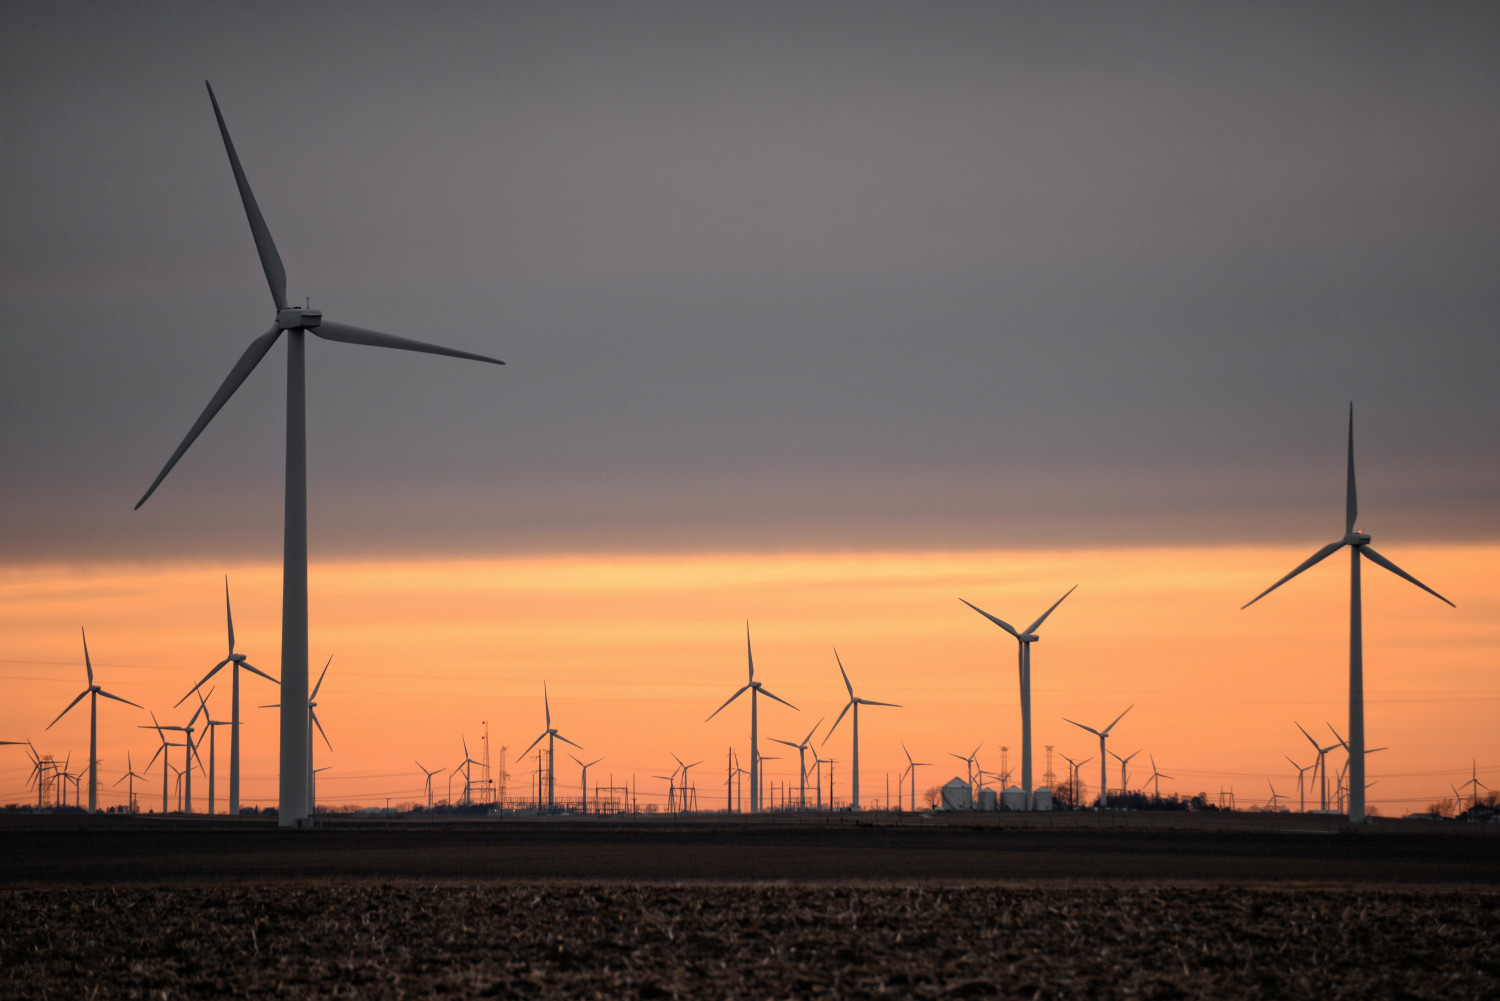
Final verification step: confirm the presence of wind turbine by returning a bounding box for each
[1060,752,1091,809]
[1242,405,1452,823]
[134,82,503,828]
[260,656,334,817]
[770,716,823,809]
[672,754,703,812]
[141,710,204,813]
[949,744,982,798]
[45,628,142,813]
[520,684,580,812]
[1147,754,1173,801]
[193,688,235,815]
[1063,706,1131,808]
[176,577,279,817]
[1285,755,1312,813]
[1294,721,1342,811]
[961,585,1076,809]
[570,754,603,813]
[452,736,486,806]
[1109,748,1142,799]
[653,767,680,814]
[901,743,931,812]
[1457,760,1489,814]
[1266,780,1286,811]
[415,761,443,812]
[706,624,797,813]
[822,649,900,810]
[113,752,147,813]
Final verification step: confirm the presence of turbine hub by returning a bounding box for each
[750,681,762,689]
[1344,532,1371,545]
[1018,634,1039,643]
[275,307,323,331]
[231,654,247,662]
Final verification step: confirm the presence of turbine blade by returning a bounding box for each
[1063,716,1100,737]
[1294,721,1320,750]
[1024,584,1077,635]
[311,709,331,751]
[520,732,547,758]
[205,81,287,310]
[239,661,280,685]
[1102,705,1133,734]
[224,576,235,654]
[833,649,853,698]
[1345,403,1359,534]
[802,716,824,745]
[757,686,798,711]
[176,660,230,708]
[1360,546,1455,607]
[960,599,1019,638]
[705,685,749,722]
[95,689,142,709]
[745,622,754,683]
[902,742,913,765]
[46,690,89,730]
[857,699,901,708]
[770,739,801,749]
[309,656,333,701]
[135,325,283,509]
[1241,541,1346,609]
[544,683,551,729]
[312,320,503,366]
[823,701,853,743]
[81,627,93,686]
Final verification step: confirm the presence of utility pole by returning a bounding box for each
[481,720,492,805]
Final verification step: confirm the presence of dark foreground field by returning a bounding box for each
[3,882,1497,999]
[2,816,1497,998]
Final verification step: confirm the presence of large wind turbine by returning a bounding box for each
[1294,721,1342,811]
[135,83,503,828]
[706,624,797,813]
[415,761,443,812]
[961,586,1075,810]
[45,628,141,813]
[1242,405,1452,823]
[1063,706,1131,808]
[822,649,900,810]
[176,578,278,817]
[900,743,931,812]
[1109,748,1142,799]
[520,684,580,812]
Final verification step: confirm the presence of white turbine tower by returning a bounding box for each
[961,585,1076,809]
[193,688,236,815]
[45,628,142,813]
[1063,706,1131,808]
[520,684,580,812]
[706,624,797,813]
[1243,405,1452,823]
[260,656,334,818]
[135,83,503,829]
[822,649,900,811]
[176,577,279,817]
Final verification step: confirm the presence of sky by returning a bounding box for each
[1,3,1496,814]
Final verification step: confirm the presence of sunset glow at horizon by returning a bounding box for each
[3,544,1492,816]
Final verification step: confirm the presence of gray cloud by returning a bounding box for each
[3,2,1497,562]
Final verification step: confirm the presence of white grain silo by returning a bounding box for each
[978,787,997,811]
[1000,785,1028,811]
[941,777,973,810]
[1032,787,1054,811]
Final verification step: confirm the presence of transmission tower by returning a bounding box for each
[1043,745,1057,790]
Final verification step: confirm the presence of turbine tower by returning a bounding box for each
[1243,405,1452,823]
[822,649,900,810]
[706,624,797,813]
[135,83,503,828]
[520,684,580,812]
[177,577,279,817]
[961,585,1075,810]
[1063,706,1131,808]
[45,628,141,813]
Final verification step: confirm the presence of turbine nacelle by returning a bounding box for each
[275,306,322,330]
[230,653,247,663]
[1344,532,1370,545]
[1017,633,1039,644]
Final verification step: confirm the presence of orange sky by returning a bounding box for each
[1,544,1494,815]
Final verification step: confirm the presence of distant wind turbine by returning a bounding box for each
[260,656,334,817]
[414,761,443,812]
[1063,706,1131,808]
[1457,760,1489,814]
[671,754,703,812]
[1242,405,1452,823]
[176,577,279,817]
[193,688,236,815]
[770,717,823,809]
[520,684,580,812]
[706,624,797,813]
[1147,754,1173,801]
[46,629,142,813]
[1109,748,1142,799]
[949,744,982,799]
[113,751,148,813]
[570,754,603,813]
[961,585,1076,809]
[135,83,503,828]
[1060,752,1092,809]
[900,743,931,812]
[1285,755,1312,813]
[822,649,900,810]
[1293,721,1342,811]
